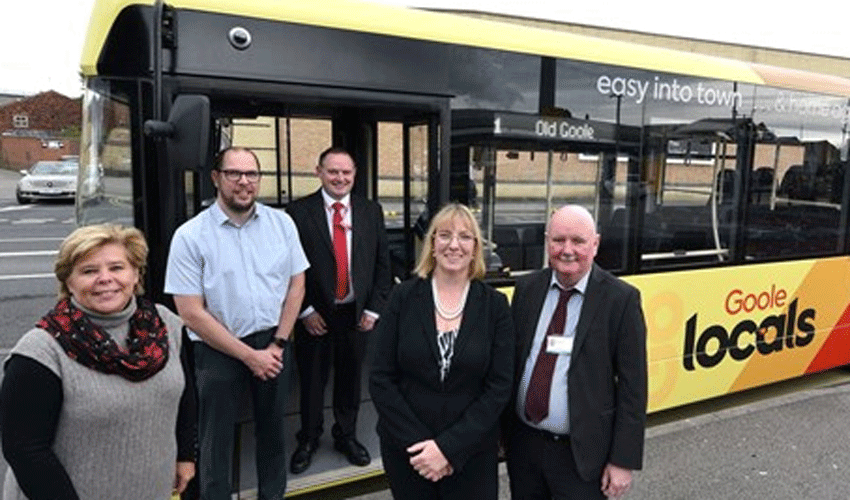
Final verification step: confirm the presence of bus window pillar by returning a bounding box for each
[730,120,757,262]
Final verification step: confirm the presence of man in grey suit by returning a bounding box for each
[286,147,392,474]
[506,204,647,499]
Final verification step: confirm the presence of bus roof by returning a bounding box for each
[80,0,850,96]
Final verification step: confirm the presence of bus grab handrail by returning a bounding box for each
[772,197,841,210]
[642,248,729,261]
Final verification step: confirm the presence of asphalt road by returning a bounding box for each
[0,168,78,486]
[0,169,74,350]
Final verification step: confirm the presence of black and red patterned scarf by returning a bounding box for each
[36,297,169,382]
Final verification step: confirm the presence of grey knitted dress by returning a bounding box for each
[2,299,185,500]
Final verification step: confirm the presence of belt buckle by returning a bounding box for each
[540,427,567,442]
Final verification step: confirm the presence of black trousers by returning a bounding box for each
[294,302,365,442]
[381,439,499,500]
[506,422,605,500]
[194,328,292,500]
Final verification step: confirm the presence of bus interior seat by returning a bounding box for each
[386,228,410,282]
[597,208,626,270]
[520,223,545,270]
[600,205,733,268]
[749,167,774,204]
[655,206,714,251]
[777,165,813,200]
[745,201,840,258]
[491,223,547,272]
[712,169,735,204]
[600,207,671,256]
[827,164,845,204]
[492,226,522,272]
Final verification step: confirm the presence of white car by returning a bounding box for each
[16,160,79,204]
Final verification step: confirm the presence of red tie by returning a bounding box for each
[525,288,574,424]
[332,202,349,300]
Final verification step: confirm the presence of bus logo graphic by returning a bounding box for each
[682,298,816,370]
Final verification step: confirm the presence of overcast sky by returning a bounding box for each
[2,0,847,98]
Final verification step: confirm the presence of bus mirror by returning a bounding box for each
[167,94,210,172]
[144,94,211,172]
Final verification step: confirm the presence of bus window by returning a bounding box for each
[474,146,628,274]
[490,147,550,273]
[400,123,430,231]
[377,122,404,224]
[451,109,633,275]
[593,152,631,272]
[742,85,850,261]
[639,121,737,269]
[448,50,540,113]
[78,80,135,227]
[223,116,333,206]
[380,122,431,280]
[286,118,333,202]
[746,139,845,259]
[231,116,282,203]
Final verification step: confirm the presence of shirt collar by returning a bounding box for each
[549,268,590,295]
[321,189,350,211]
[210,199,260,227]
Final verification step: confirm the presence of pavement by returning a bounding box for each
[349,372,850,500]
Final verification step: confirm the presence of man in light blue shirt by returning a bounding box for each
[165,147,309,500]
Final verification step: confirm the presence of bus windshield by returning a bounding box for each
[78,79,134,227]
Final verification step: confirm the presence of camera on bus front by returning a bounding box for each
[228,26,252,50]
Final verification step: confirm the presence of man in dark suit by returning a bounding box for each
[506,204,647,499]
[286,147,392,474]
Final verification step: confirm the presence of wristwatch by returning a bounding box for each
[271,336,289,348]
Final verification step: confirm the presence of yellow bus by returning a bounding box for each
[78,0,850,496]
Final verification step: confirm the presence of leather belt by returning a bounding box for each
[520,421,570,443]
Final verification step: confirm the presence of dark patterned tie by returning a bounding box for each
[524,288,574,424]
[332,202,348,300]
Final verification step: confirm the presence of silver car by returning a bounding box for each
[16,160,79,204]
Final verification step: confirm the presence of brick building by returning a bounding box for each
[0,90,82,171]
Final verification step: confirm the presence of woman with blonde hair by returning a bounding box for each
[370,203,514,499]
[0,224,195,500]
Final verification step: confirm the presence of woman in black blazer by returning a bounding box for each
[370,203,514,500]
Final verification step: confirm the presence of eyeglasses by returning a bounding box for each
[435,231,475,245]
[219,169,261,182]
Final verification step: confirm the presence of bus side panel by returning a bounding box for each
[625,256,850,412]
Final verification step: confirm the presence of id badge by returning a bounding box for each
[546,335,573,355]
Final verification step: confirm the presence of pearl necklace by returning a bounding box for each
[432,278,470,320]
